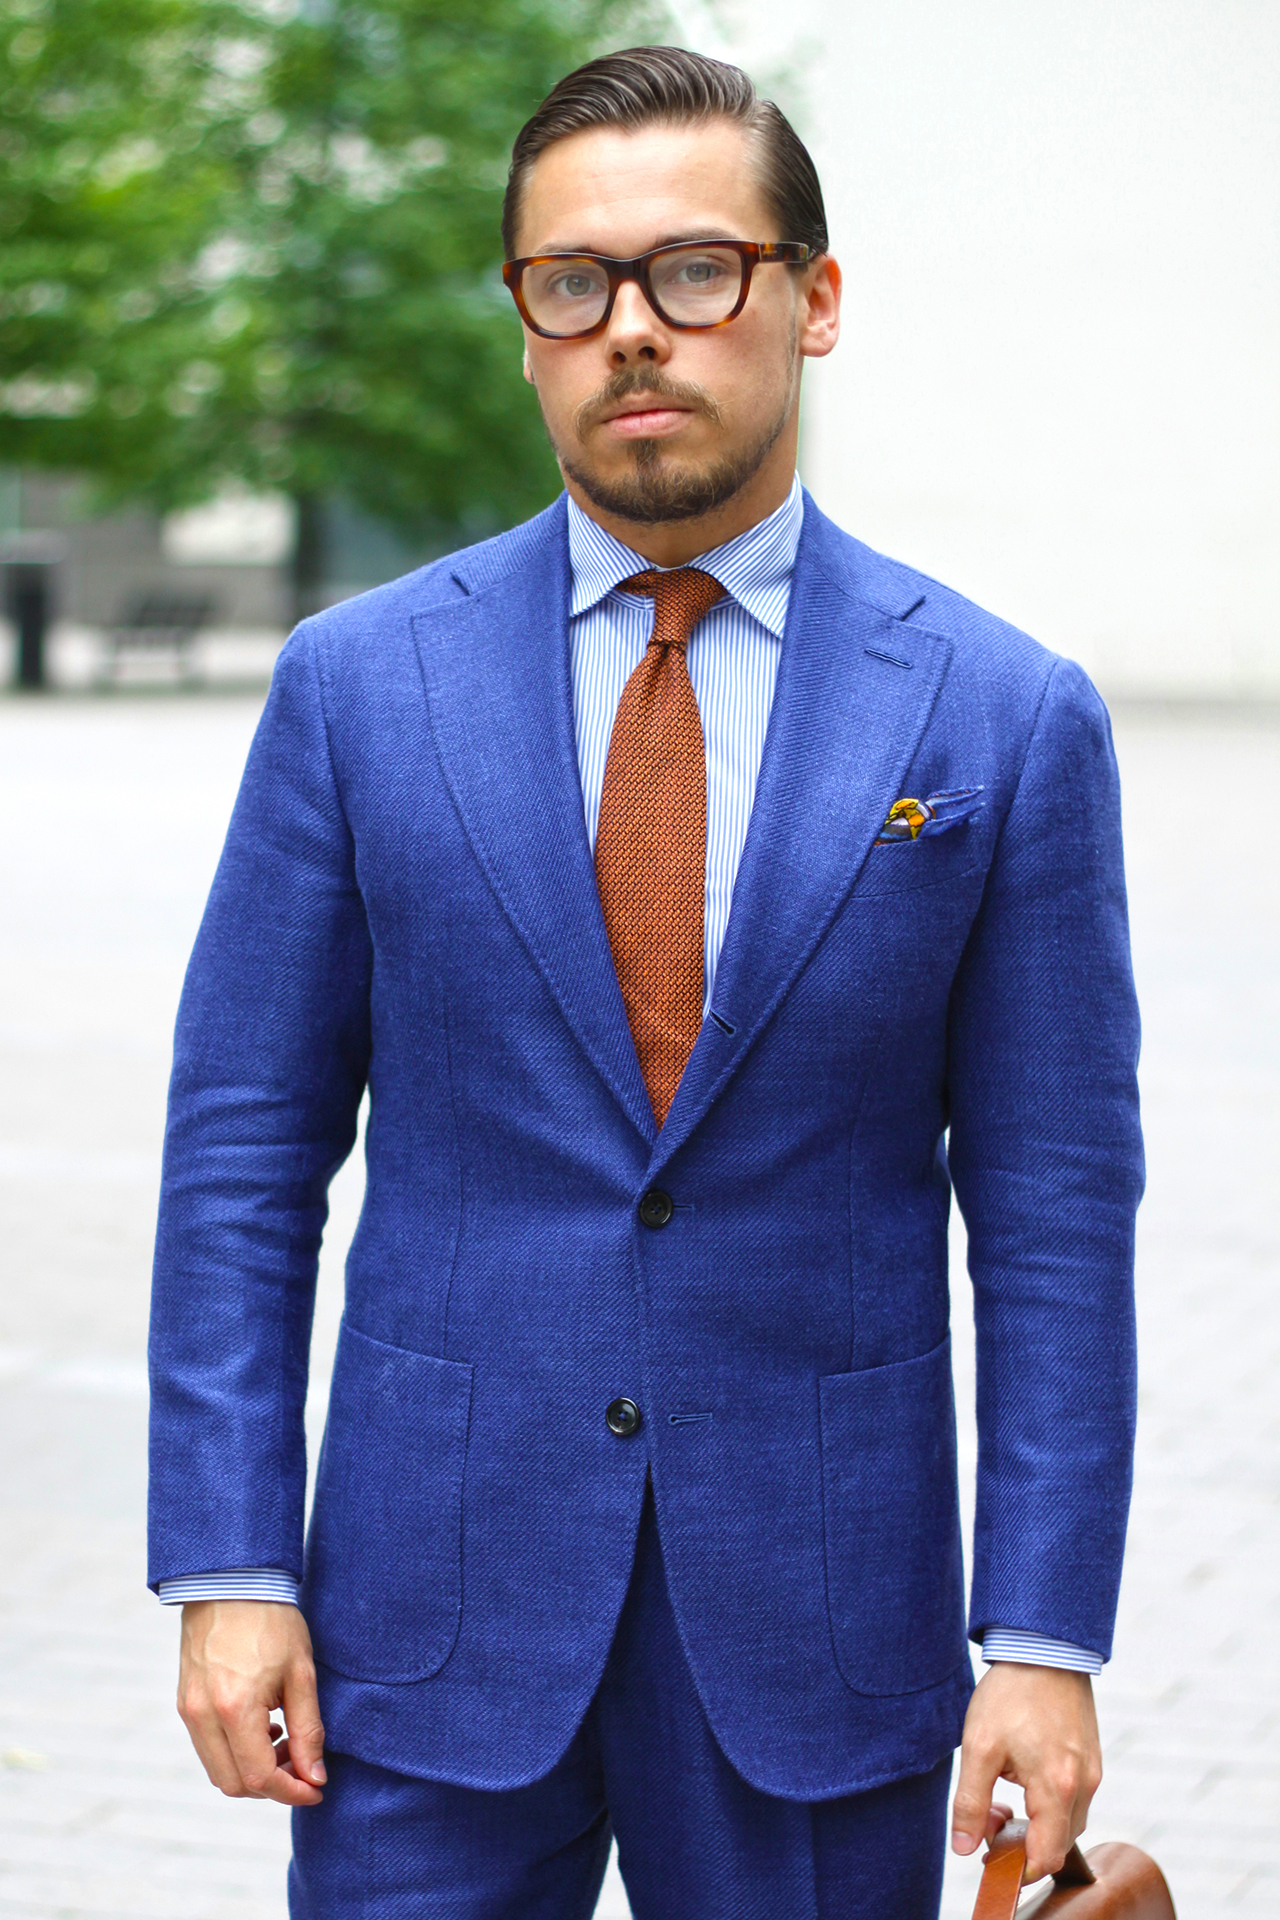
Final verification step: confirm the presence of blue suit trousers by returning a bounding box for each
[289,1489,953,1920]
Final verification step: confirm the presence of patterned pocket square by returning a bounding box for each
[875,786,985,844]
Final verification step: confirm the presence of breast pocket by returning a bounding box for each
[304,1319,473,1683]
[819,1334,967,1695]
[852,821,984,898]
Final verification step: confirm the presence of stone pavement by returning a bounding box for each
[0,692,1275,1918]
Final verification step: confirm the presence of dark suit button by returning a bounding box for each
[638,1188,674,1229]
[606,1397,642,1437]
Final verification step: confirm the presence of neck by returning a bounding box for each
[562,429,799,568]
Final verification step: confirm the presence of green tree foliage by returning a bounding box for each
[0,0,654,595]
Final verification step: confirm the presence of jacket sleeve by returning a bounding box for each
[148,626,372,1589]
[947,657,1144,1660]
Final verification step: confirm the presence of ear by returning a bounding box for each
[523,348,535,385]
[797,252,842,361]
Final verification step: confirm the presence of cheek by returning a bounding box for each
[689,325,786,414]
[527,347,595,418]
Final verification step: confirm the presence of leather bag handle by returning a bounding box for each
[972,1820,1096,1920]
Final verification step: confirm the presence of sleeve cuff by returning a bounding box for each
[157,1568,300,1607]
[980,1627,1103,1675]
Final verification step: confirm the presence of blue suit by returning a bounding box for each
[149,494,1142,1812]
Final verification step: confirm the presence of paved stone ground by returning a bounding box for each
[0,692,1275,1918]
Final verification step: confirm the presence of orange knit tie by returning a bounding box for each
[595,567,725,1128]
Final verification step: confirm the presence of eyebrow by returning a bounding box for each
[524,230,744,258]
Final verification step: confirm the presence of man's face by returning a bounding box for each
[513,117,840,533]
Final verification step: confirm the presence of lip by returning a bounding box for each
[603,403,694,438]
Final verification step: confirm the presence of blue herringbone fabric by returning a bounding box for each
[148,492,1143,1800]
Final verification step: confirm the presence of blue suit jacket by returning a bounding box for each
[148,493,1143,1800]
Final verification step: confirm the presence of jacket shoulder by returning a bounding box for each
[802,496,1098,732]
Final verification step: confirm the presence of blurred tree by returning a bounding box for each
[0,0,655,616]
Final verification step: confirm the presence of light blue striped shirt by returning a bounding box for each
[567,475,799,1008]
[158,480,1102,1676]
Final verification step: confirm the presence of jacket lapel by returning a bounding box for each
[412,504,655,1144]
[653,503,953,1170]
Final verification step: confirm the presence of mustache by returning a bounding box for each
[572,368,723,442]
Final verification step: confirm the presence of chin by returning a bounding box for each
[562,442,765,527]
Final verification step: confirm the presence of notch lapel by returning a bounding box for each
[653,507,953,1170]
[412,509,655,1144]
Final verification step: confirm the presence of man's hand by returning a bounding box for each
[178,1600,326,1806]
[952,1664,1102,1883]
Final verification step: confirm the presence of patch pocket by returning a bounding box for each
[304,1320,473,1683]
[819,1334,967,1695]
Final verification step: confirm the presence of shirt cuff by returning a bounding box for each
[157,1568,300,1607]
[981,1627,1103,1674]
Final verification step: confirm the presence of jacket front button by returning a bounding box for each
[638,1188,674,1229]
[606,1397,642,1437]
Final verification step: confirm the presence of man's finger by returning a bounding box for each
[1023,1759,1096,1880]
[1023,1797,1074,1880]
[179,1696,252,1798]
[951,1733,1003,1855]
[219,1693,321,1808]
[282,1656,326,1790]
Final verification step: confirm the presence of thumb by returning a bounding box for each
[282,1658,326,1788]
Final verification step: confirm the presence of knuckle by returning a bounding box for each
[210,1683,246,1725]
[1052,1764,1082,1801]
[178,1688,207,1727]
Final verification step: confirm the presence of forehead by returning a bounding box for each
[516,117,776,258]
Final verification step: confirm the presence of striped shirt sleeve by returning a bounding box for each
[981,1628,1103,1674]
[157,1568,300,1606]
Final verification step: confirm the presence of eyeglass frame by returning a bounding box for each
[502,239,814,340]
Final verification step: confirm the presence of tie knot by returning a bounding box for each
[617,566,725,650]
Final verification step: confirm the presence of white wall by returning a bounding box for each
[674,0,1280,696]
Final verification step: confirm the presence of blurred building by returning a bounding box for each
[0,472,289,635]
[0,472,447,634]
[706,0,1280,699]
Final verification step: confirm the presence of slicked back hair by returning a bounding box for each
[502,45,828,263]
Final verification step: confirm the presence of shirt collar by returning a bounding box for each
[566,473,804,640]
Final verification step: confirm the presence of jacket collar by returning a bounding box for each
[414,498,657,1145]
[649,496,953,1171]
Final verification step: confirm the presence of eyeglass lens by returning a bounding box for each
[520,244,746,336]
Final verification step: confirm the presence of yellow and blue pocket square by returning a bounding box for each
[875,786,985,844]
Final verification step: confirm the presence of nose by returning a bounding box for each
[603,277,672,368]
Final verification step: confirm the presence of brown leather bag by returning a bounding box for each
[971,1819,1176,1919]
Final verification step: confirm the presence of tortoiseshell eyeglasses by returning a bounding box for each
[502,240,813,340]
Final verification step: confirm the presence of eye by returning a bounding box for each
[535,262,608,304]
[670,255,727,285]
[549,272,598,298]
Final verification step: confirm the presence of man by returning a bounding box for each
[149,45,1143,1920]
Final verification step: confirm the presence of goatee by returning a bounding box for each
[551,365,793,527]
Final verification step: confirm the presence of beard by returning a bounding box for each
[549,356,795,527]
